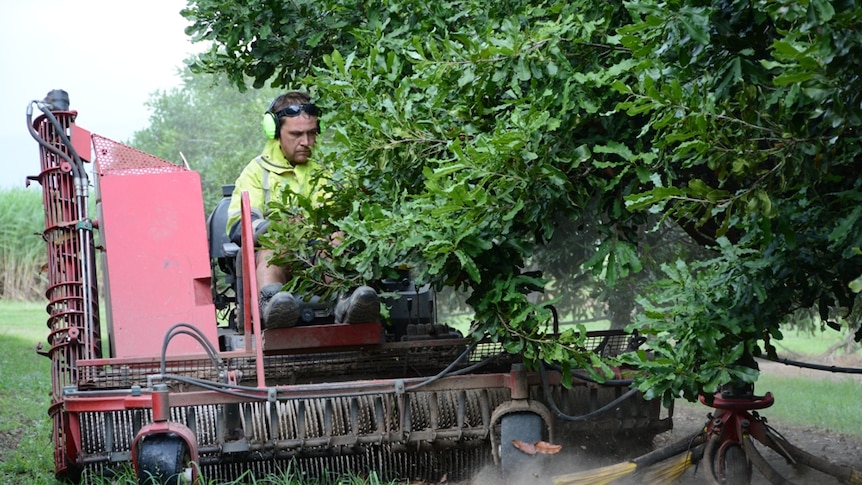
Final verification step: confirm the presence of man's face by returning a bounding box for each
[278,114,318,164]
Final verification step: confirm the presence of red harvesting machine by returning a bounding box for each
[25,90,671,484]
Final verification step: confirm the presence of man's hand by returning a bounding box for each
[329,230,345,248]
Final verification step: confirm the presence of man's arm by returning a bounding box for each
[226,161,268,245]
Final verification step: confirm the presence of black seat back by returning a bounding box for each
[207,184,235,261]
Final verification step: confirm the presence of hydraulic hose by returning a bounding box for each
[160,322,224,377]
[759,355,862,374]
[153,327,485,401]
[538,362,640,422]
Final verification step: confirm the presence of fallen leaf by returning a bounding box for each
[535,441,562,454]
[512,439,537,455]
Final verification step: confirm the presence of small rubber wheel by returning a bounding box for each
[135,433,190,485]
[500,412,545,482]
[719,444,751,484]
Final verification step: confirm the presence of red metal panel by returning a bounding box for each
[95,135,217,358]
[262,322,384,353]
[239,192,266,387]
[70,123,91,163]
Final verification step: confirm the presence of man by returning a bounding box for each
[226,91,379,328]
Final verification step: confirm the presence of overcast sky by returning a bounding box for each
[0,0,198,190]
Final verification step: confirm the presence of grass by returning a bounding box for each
[0,301,56,485]
[755,374,862,433]
[754,326,862,435]
[87,466,388,485]
[771,326,853,355]
[1,300,860,484]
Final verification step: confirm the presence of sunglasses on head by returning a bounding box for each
[275,104,319,118]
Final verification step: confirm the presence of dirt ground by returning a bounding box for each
[471,355,862,485]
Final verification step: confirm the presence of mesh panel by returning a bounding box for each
[79,339,507,389]
[77,331,638,390]
[92,134,186,176]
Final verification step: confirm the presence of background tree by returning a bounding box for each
[129,70,281,212]
[183,0,862,402]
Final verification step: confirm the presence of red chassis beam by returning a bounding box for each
[62,369,555,413]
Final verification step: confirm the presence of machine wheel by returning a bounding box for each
[135,433,191,485]
[719,444,751,484]
[500,412,545,482]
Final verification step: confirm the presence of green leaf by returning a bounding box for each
[454,249,481,283]
[809,0,835,23]
[458,69,476,88]
[504,338,524,354]
[583,239,612,274]
[594,141,634,161]
[679,15,709,45]
[774,71,815,86]
[625,187,685,211]
[828,206,862,244]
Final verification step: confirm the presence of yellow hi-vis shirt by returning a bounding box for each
[226,139,319,238]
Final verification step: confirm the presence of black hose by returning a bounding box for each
[448,351,503,376]
[160,323,224,377]
[26,101,88,184]
[538,363,640,422]
[155,334,481,400]
[547,362,634,386]
[405,340,479,391]
[160,373,271,400]
[26,103,77,173]
[759,355,862,374]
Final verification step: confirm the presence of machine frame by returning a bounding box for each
[26,93,671,484]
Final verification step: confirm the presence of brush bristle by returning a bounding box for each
[642,451,693,483]
[552,461,638,485]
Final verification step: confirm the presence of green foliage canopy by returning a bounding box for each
[183,0,862,402]
[613,0,862,402]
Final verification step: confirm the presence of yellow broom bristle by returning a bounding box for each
[642,451,693,483]
[552,461,638,485]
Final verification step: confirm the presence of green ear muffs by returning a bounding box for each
[262,98,322,139]
[261,111,278,139]
[261,112,322,139]
[262,95,281,139]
